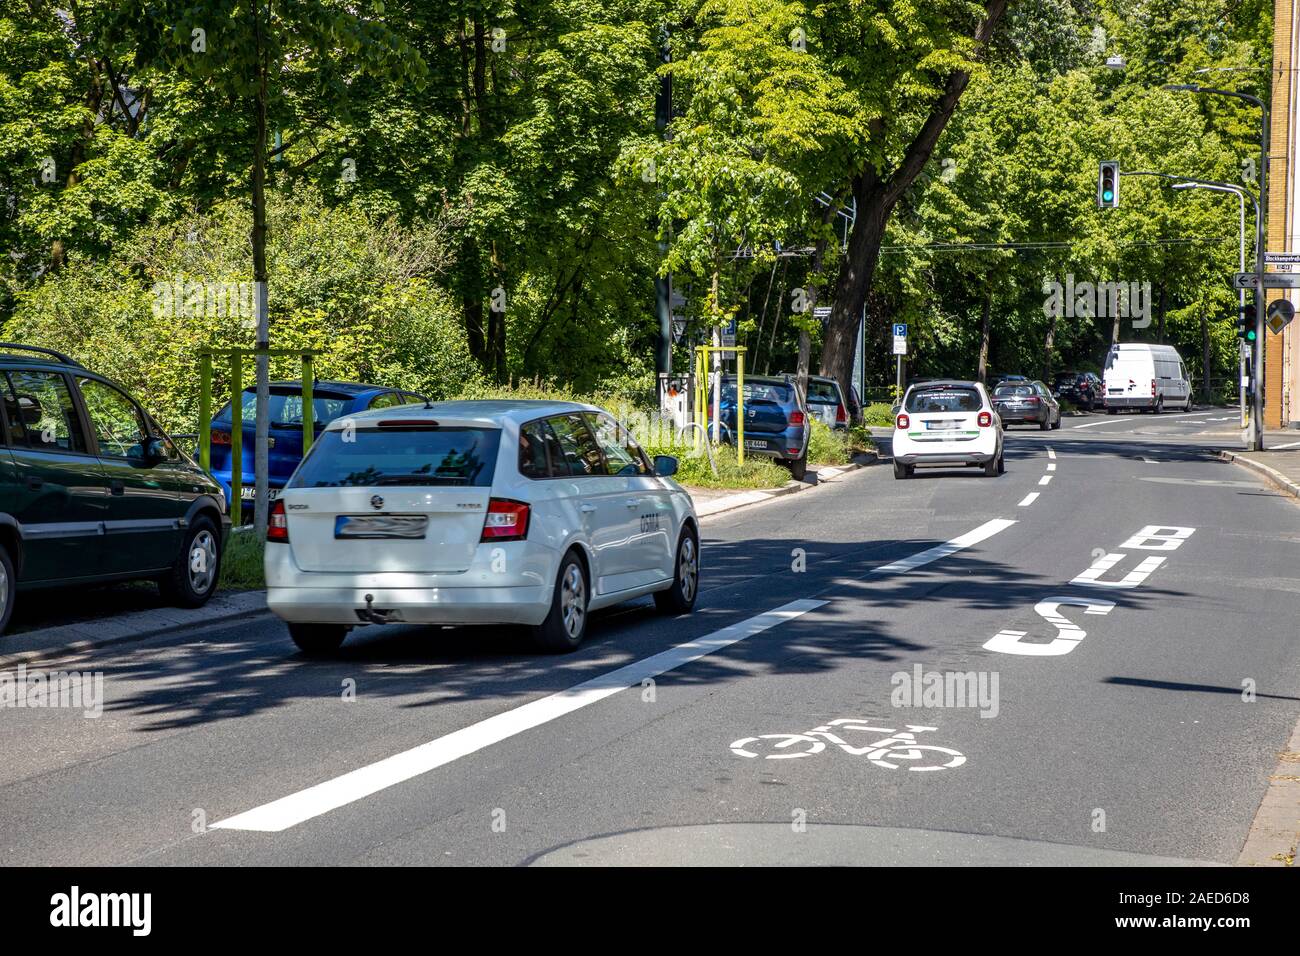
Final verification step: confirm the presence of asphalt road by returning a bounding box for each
[3,405,1298,866]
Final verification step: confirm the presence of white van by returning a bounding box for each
[1102,343,1192,414]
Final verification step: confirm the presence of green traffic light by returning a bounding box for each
[1102,190,1114,202]
[1246,330,1257,341]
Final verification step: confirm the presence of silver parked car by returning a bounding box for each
[265,401,700,655]
[992,380,1061,430]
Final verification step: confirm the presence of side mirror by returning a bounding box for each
[143,437,174,463]
[653,454,678,477]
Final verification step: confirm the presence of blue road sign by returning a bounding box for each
[893,323,908,337]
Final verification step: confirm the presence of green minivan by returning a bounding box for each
[0,344,230,636]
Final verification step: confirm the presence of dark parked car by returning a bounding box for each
[0,344,229,636]
[1052,371,1104,411]
[208,380,425,510]
[708,374,810,479]
[993,380,1062,430]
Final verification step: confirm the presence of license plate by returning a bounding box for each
[744,439,767,449]
[240,487,279,500]
[334,515,429,539]
[925,421,958,430]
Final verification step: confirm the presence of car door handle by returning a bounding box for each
[579,503,597,514]
[25,475,42,490]
[110,480,125,496]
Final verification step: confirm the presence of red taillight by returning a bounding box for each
[835,404,847,423]
[1025,396,1040,404]
[211,430,231,446]
[481,498,530,542]
[978,411,992,427]
[788,410,805,426]
[267,498,289,543]
[1151,380,1157,395]
[896,413,910,430]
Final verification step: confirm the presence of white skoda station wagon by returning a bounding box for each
[265,400,699,655]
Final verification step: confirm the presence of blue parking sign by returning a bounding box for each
[893,323,907,338]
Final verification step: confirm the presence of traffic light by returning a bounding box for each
[1098,161,1120,209]
[1238,303,1258,342]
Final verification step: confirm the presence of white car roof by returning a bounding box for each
[321,399,601,431]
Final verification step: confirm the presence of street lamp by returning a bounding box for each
[1164,83,1269,450]
[1171,181,1252,425]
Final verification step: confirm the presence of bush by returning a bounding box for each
[807,417,849,465]
[862,402,896,427]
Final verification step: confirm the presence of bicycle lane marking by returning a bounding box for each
[213,519,1018,833]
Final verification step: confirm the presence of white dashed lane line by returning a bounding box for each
[212,518,1020,833]
[1039,475,1053,486]
[1019,493,1040,507]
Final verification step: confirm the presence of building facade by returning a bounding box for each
[1269,0,1299,428]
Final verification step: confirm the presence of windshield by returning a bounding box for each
[905,386,982,413]
[288,426,500,488]
[215,389,351,428]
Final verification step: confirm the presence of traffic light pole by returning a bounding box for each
[1165,84,1268,450]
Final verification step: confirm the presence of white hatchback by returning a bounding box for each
[265,400,700,654]
[891,380,1004,478]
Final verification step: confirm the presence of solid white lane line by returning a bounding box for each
[1018,493,1040,507]
[1071,411,1206,429]
[1039,475,1052,486]
[213,599,828,833]
[1271,439,1300,450]
[1047,463,1056,471]
[870,518,1017,575]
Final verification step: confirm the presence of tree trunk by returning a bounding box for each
[251,0,271,536]
[977,291,992,383]
[1042,312,1057,382]
[818,0,1009,416]
[1201,310,1212,403]
[1157,280,1167,343]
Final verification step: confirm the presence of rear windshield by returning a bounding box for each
[721,380,794,405]
[905,386,982,412]
[806,380,840,404]
[1054,373,1076,384]
[994,385,1035,397]
[215,389,350,428]
[287,426,500,488]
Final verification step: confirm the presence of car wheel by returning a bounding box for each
[1051,414,1062,430]
[984,456,999,477]
[0,545,15,637]
[1039,417,1050,431]
[892,459,911,479]
[159,516,222,608]
[1154,397,1164,414]
[532,551,589,652]
[997,453,1006,475]
[654,528,699,615]
[288,623,349,656]
[1107,407,1117,415]
[786,455,808,481]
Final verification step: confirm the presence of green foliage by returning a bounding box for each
[807,417,848,465]
[862,402,897,427]
[219,530,265,590]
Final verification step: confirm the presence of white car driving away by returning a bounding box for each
[891,380,1004,479]
[265,400,700,655]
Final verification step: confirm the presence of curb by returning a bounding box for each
[1216,450,1300,501]
[0,591,268,669]
[1237,716,1300,866]
[694,456,876,521]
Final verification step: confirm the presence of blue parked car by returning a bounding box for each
[708,374,811,480]
[208,380,426,511]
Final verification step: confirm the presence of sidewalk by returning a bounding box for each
[1217,439,1300,501]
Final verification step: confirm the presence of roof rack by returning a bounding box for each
[0,343,85,369]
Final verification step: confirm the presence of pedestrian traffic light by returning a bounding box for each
[1238,303,1258,342]
[1098,161,1119,209]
